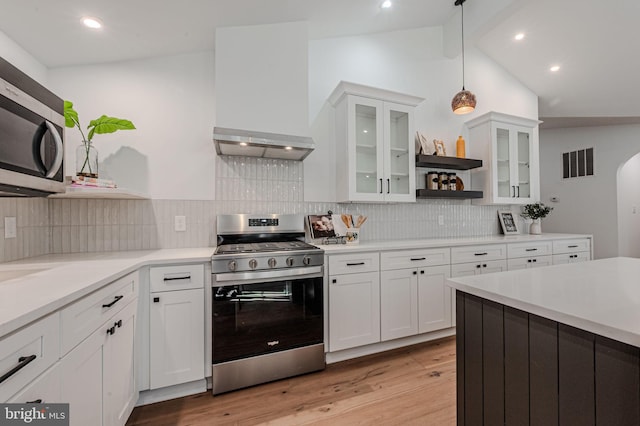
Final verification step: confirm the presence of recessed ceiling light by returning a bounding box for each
[363,130,368,133]
[285,146,293,150]
[550,65,561,72]
[514,33,525,41]
[239,142,248,147]
[381,0,392,9]
[82,17,103,29]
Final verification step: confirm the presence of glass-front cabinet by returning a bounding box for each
[329,82,424,203]
[466,112,540,205]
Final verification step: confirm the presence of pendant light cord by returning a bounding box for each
[461,0,465,90]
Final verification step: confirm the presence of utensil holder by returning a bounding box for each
[345,228,359,244]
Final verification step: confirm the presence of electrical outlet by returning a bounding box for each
[174,215,187,232]
[4,217,16,239]
[438,215,444,226]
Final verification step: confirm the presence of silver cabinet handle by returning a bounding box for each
[44,121,63,178]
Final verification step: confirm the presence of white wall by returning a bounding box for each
[617,153,640,257]
[215,22,309,137]
[306,27,538,202]
[48,51,216,200]
[0,29,48,85]
[539,124,640,259]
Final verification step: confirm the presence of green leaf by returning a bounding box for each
[87,115,136,141]
[63,100,79,128]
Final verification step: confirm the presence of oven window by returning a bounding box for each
[213,276,323,364]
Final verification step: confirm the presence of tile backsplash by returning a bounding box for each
[0,156,524,263]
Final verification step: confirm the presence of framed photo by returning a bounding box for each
[498,210,519,235]
[433,139,446,156]
[307,214,335,239]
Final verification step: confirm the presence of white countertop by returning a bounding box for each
[318,233,591,253]
[447,257,640,347]
[0,248,215,339]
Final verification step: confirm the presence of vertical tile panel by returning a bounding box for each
[558,324,594,426]
[456,291,465,426]
[504,306,529,426]
[595,335,640,426]
[482,299,504,426]
[464,294,483,426]
[529,315,558,426]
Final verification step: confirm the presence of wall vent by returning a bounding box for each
[563,148,594,178]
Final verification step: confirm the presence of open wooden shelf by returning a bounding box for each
[416,189,484,199]
[49,186,148,199]
[415,155,482,170]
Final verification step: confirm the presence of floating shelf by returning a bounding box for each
[415,155,482,170]
[49,186,149,200]
[416,189,484,199]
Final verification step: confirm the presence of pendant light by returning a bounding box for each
[451,0,476,115]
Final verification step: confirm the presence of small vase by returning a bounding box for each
[529,219,542,235]
[76,141,98,178]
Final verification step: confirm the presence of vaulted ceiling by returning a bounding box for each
[1,0,637,124]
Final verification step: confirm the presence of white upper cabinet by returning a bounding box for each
[329,81,424,203]
[465,112,541,205]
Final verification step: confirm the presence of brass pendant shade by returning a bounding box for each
[451,0,476,115]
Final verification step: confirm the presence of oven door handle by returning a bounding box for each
[214,266,323,284]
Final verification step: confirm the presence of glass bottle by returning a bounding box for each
[456,135,466,158]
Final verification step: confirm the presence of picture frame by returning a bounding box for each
[433,139,446,156]
[307,214,336,239]
[498,210,519,235]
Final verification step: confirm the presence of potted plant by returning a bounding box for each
[521,202,553,235]
[64,101,136,178]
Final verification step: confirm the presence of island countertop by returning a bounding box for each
[447,256,640,347]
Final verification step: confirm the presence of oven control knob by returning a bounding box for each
[249,259,258,269]
[228,260,237,271]
[268,258,277,268]
[286,257,295,267]
[302,256,311,266]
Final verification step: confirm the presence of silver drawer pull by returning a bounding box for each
[410,257,426,261]
[0,354,37,384]
[346,262,365,266]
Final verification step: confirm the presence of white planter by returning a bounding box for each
[529,219,542,235]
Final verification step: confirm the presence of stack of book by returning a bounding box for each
[68,176,117,188]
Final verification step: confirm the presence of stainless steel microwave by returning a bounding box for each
[0,56,64,196]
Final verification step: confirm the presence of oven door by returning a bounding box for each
[212,266,323,364]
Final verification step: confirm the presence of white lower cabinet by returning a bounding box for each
[60,298,138,426]
[150,288,204,389]
[329,271,381,352]
[418,265,452,334]
[508,255,553,270]
[380,269,418,341]
[451,259,508,277]
[552,239,591,264]
[148,264,205,390]
[7,361,61,404]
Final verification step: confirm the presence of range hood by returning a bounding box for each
[213,127,315,161]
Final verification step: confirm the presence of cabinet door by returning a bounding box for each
[553,252,591,265]
[103,300,138,426]
[493,124,514,200]
[492,123,534,204]
[150,288,205,389]
[451,259,507,277]
[8,363,61,404]
[383,102,415,202]
[348,96,385,202]
[380,269,418,341]
[508,255,553,270]
[418,265,452,334]
[59,321,106,426]
[329,271,380,352]
[514,126,533,200]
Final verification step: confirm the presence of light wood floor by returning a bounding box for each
[126,336,456,426]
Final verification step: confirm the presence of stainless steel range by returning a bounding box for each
[211,214,325,395]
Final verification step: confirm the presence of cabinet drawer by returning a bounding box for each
[328,252,379,275]
[553,252,591,265]
[451,244,507,264]
[380,248,450,271]
[60,271,138,356]
[150,264,204,292]
[0,313,60,402]
[553,239,591,254]
[508,241,553,259]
